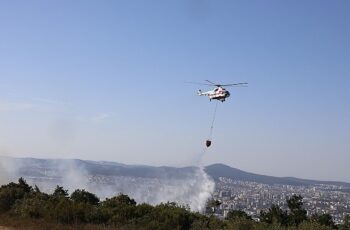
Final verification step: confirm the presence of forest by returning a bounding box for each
[0,178,349,230]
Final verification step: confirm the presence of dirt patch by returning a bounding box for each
[0,226,13,230]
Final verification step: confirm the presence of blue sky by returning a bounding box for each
[0,1,349,181]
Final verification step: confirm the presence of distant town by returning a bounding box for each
[211,176,350,224]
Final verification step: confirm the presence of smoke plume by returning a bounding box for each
[0,156,215,212]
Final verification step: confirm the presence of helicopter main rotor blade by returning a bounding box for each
[205,80,218,86]
[185,81,214,86]
[221,83,248,87]
[186,81,248,87]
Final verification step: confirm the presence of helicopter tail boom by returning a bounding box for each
[197,89,211,96]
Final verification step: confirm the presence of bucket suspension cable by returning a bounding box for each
[206,100,219,147]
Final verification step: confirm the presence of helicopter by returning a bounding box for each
[188,80,248,102]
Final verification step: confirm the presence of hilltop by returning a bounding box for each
[1,156,349,188]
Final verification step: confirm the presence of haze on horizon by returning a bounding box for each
[0,1,349,182]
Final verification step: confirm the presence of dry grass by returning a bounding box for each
[0,226,13,230]
[0,214,125,230]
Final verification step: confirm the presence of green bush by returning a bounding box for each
[0,178,33,212]
[71,189,100,205]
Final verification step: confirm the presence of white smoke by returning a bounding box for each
[0,156,20,184]
[0,157,90,193]
[89,167,215,212]
[84,166,215,212]
[59,160,90,192]
[0,156,215,212]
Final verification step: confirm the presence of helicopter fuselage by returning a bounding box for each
[197,86,230,102]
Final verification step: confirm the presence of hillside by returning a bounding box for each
[204,163,350,187]
[1,156,349,188]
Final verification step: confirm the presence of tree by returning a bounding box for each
[226,210,252,221]
[103,193,136,208]
[52,185,69,198]
[99,194,137,225]
[71,189,99,205]
[286,194,307,226]
[207,199,222,214]
[12,196,47,218]
[312,213,335,228]
[339,214,350,230]
[297,221,333,230]
[0,178,33,212]
[18,177,32,193]
[148,202,196,230]
[260,204,288,226]
[12,182,51,219]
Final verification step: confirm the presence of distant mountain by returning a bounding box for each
[204,163,350,187]
[0,156,197,180]
[1,156,349,188]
